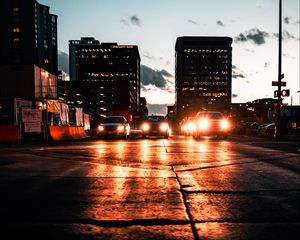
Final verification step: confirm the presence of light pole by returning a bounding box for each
[275,0,282,140]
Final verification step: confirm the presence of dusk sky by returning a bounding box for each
[40,0,300,114]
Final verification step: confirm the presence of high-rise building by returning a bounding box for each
[0,0,58,100]
[175,36,232,120]
[65,37,140,122]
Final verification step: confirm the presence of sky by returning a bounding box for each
[40,0,300,114]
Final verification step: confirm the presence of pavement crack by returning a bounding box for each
[181,188,300,195]
[171,165,200,240]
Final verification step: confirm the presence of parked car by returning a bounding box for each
[193,111,231,139]
[260,123,276,136]
[97,116,130,139]
[139,115,170,139]
[250,122,260,134]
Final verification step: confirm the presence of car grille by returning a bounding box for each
[104,126,118,131]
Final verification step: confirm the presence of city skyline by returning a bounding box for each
[39,0,300,114]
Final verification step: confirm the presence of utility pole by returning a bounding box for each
[275,0,282,140]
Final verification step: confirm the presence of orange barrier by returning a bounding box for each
[0,125,19,143]
[49,126,88,141]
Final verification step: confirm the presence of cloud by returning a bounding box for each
[141,65,173,89]
[130,15,141,26]
[147,104,169,115]
[121,15,141,27]
[282,30,299,40]
[121,19,130,26]
[273,30,300,41]
[58,50,69,75]
[232,65,246,79]
[284,17,290,24]
[235,28,269,45]
[216,20,224,27]
[187,19,198,25]
[236,28,299,45]
[142,52,155,60]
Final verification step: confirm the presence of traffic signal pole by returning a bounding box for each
[275,0,282,140]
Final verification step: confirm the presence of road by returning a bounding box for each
[0,135,299,239]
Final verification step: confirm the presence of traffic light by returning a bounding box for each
[281,89,290,97]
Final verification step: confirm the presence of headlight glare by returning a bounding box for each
[198,119,209,130]
[117,125,125,131]
[141,123,150,131]
[221,120,229,129]
[160,123,169,131]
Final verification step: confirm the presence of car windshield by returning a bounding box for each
[196,112,223,119]
[146,116,165,122]
[102,117,124,124]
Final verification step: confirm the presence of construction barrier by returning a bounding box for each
[0,125,19,143]
[49,126,88,141]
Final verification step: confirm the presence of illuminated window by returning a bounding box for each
[13,38,20,43]
[44,59,49,64]
[13,28,20,33]
[13,7,20,12]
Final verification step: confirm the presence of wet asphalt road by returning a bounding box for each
[0,135,300,240]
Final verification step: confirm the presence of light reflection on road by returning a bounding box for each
[84,137,188,221]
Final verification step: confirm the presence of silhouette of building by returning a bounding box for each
[64,37,140,122]
[139,97,148,116]
[175,36,232,121]
[0,0,58,100]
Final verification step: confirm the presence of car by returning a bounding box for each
[139,115,170,139]
[193,111,231,139]
[97,116,130,139]
[250,122,260,134]
[260,123,276,136]
[180,116,196,136]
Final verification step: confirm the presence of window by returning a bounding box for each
[12,28,20,33]
[13,38,20,43]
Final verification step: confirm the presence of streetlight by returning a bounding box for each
[275,0,282,140]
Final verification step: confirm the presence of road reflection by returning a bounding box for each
[88,137,238,222]
[86,138,181,221]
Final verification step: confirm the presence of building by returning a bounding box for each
[0,0,58,100]
[139,97,148,116]
[175,36,232,121]
[65,37,140,122]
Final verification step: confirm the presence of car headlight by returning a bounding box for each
[221,120,229,130]
[198,119,209,130]
[117,125,125,131]
[187,122,196,132]
[141,123,150,131]
[98,126,104,131]
[160,123,169,131]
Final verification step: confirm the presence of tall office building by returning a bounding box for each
[66,37,140,121]
[175,36,232,120]
[0,0,58,100]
